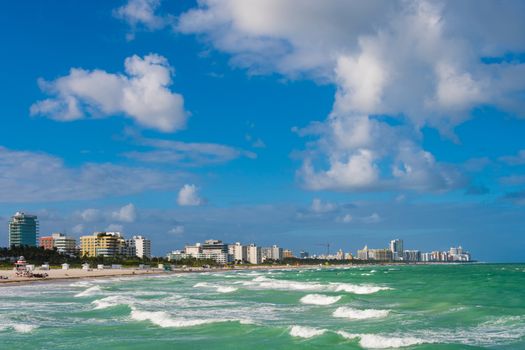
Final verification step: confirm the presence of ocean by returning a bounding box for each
[0,264,524,349]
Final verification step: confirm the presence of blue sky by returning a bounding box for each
[1,0,524,262]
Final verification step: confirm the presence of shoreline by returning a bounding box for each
[0,261,480,287]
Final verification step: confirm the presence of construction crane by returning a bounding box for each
[316,243,330,256]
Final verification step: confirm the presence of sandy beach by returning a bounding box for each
[0,264,328,285]
[0,267,166,284]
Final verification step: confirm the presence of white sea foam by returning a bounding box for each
[69,281,93,287]
[300,294,341,305]
[289,325,326,338]
[244,276,391,295]
[130,308,243,328]
[92,295,133,310]
[11,324,38,333]
[337,332,427,348]
[74,285,102,297]
[217,286,238,293]
[332,283,392,294]
[333,307,390,320]
[193,282,237,293]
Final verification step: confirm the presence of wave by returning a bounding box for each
[92,295,133,310]
[217,286,238,293]
[332,283,392,294]
[74,285,102,297]
[300,294,341,305]
[289,325,326,338]
[193,282,238,293]
[11,324,38,333]
[337,332,427,348]
[130,308,246,328]
[333,307,389,320]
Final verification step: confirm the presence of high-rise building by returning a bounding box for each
[390,239,404,260]
[229,242,247,262]
[300,251,309,259]
[129,235,151,259]
[247,244,262,264]
[40,233,76,255]
[261,247,272,262]
[271,245,283,261]
[40,236,54,250]
[357,246,369,260]
[80,232,125,258]
[9,212,38,247]
[283,249,294,259]
[403,250,421,262]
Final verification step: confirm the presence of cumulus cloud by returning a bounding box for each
[115,0,166,30]
[111,203,137,222]
[71,224,84,235]
[337,214,353,224]
[31,54,187,132]
[177,184,204,206]
[362,212,382,224]
[174,0,525,192]
[106,223,125,232]
[124,137,256,166]
[0,146,183,203]
[169,225,185,236]
[310,198,337,213]
[80,209,102,222]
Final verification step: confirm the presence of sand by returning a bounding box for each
[0,267,163,284]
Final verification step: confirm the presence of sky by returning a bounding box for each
[0,0,524,262]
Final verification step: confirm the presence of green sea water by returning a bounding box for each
[0,264,524,349]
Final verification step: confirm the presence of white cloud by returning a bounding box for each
[175,0,525,192]
[337,214,353,223]
[80,209,101,222]
[125,137,256,166]
[106,224,124,232]
[114,0,166,31]
[111,203,137,223]
[362,213,382,224]
[31,54,187,132]
[71,224,84,235]
[310,198,337,213]
[0,146,183,203]
[169,225,185,236]
[177,184,204,206]
[301,149,379,191]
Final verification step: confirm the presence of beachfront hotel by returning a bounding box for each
[39,232,76,255]
[125,236,152,259]
[80,232,126,258]
[8,212,38,247]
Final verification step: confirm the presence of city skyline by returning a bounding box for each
[1,1,525,262]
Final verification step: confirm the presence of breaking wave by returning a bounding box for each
[337,332,428,348]
[74,285,102,297]
[130,308,246,328]
[300,294,341,305]
[333,307,390,320]
[245,276,391,295]
[289,325,326,338]
[193,282,238,293]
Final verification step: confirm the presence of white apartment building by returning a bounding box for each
[247,244,262,264]
[51,233,76,255]
[133,236,151,259]
[229,242,247,262]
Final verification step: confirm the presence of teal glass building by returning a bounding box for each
[8,212,38,247]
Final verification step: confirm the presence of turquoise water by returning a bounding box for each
[1,264,524,349]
